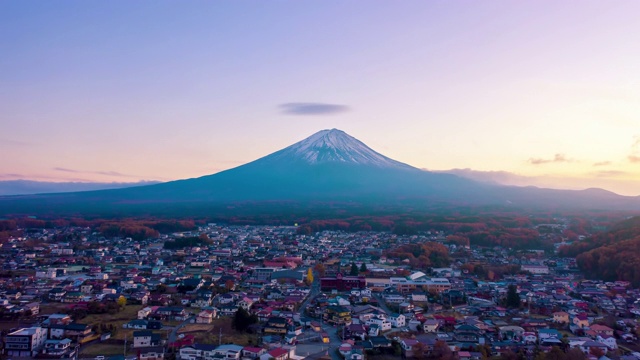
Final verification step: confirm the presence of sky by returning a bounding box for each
[2,1,640,195]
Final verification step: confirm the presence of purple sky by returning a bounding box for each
[2,1,640,195]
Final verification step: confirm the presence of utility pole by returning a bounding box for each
[124,334,127,357]
[219,327,222,345]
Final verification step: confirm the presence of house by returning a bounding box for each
[338,342,355,358]
[155,306,187,321]
[573,315,590,329]
[242,346,267,359]
[423,319,440,333]
[133,330,162,348]
[345,348,364,360]
[139,346,166,360]
[365,315,391,331]
[264,317,291,335]
[192,296,212,308]
[499,326,525,341]
[368,324,380,337]
[324,305,351,326]
[42,338,74,357]
[179,344,217,360]
[45,314,72,325]
[124,319,149,329]
[262,347,289,360]
[196,309,216,324]
[590,324,614,337]
[552,311,569,324]
[596,335,618,350]
[25,302,40,315]
[310,321,322,332]
[580,340,609,354]
[400,339,430,358]
[131,292,150,305]
[538,329,562,345]
[346,324,367,340]
[238,297,255,311]
[49,288,66,301]
[47,323,93,341]
[388,314,406,328]
[523,332,537,344]
[214,344,243,360]
[454,324,483,343]
[138,307,153,319]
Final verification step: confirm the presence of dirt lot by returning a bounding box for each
[178,318,258,346]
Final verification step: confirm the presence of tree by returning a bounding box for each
[411,342,427,360]
[589,347,605,358]
[359,263,367,273]
[427,340,455,360]
[506,284,520,308]
[232,306,257,332]
[350,263,359,276]
[225,279,235,291]
[117,295,127,308]
[313,263,326,277]
[305,268,314,285]
[544,346,567,360]
[565,348,587,360]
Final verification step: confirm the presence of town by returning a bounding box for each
[1,221,640,360]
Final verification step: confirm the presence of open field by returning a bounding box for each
[179,318,258,346]
[39,302,71,315]
[79,342,135,357]
[81,305,148,341]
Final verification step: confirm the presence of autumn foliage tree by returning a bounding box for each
[386,243,450,269]
[305,268,314,285]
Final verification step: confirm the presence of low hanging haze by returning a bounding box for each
[2,1,640,195]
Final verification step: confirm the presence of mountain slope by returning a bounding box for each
[0,129,639,217]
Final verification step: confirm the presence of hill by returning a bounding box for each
[560,216,640,286]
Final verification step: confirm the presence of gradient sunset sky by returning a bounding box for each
[2,1,640,195]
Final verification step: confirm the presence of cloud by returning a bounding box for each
[528,153,572,165]
[279,102,350,115]
[96,171,130,177]
[591,170,629,178]
[53,167,136,178]
[0,173,25,179]
[593,161,612,166]
[629,155,640,163]
[53,167,79,173]
[432,168,533,185]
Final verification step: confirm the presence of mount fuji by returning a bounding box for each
[1,129,639,217]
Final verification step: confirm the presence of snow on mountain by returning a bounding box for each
[263,129,416,169]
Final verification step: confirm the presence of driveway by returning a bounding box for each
[168,316,194,343]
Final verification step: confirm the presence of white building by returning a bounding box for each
[366,315,392,331]
[521,265,550,275]
[388,314,406,328]
[4,327,47,357]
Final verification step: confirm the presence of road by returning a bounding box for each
[168,316,195,344]
[296,274,343,360]
[298,274,320,316]
[372,293,393,314]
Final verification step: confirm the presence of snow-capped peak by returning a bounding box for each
[266,129,416,169]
